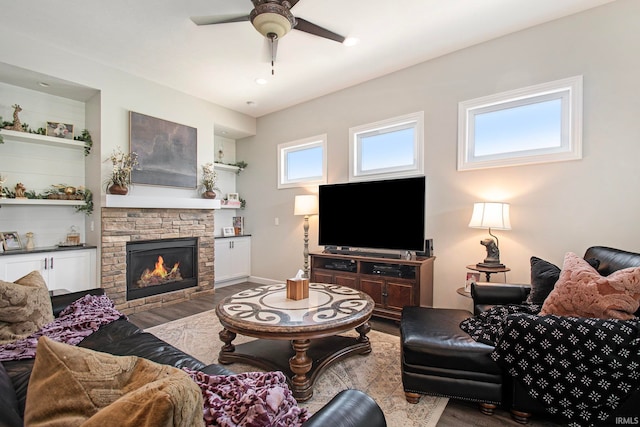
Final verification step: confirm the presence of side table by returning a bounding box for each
[466,264,510,282]
[456,287,471,298]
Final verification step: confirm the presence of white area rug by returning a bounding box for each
[146,310,448,427]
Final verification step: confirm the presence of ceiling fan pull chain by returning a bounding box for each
[269,33,277,75]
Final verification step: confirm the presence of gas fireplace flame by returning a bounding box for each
[137,255,183,287]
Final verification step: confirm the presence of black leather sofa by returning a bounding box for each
[1,288,386,427]
[401,246,640,424]
[472,246,640,423]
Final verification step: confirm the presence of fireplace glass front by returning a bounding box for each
[126,237,198,301]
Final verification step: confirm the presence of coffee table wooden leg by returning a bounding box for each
[289,339,313,401]
[356,322,372,353]
[218,328,236,363]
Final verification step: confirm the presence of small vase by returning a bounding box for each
[108,184,129,195]
[202,190,217,199]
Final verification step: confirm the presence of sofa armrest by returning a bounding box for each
[51,288,105,317]
[471,283,530,315]
[302,389,386,427]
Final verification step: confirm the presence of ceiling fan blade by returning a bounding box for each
[294,18,345,43]
[288,0,301,8]
[190,14,250,26]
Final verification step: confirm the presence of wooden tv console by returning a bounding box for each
[310,252,435,321]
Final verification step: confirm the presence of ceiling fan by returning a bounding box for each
[191,0,346,74]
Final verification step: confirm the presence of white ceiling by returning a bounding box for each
[0,0,613,119]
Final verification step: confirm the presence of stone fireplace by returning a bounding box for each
[101,208,215,314]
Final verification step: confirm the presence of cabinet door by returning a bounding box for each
[360,278,384,308]
[334,274,357,289]
[215,237,251,284]
[0,253,47,283]
[231,237,251,278]
[48,250,96,292]
[385,280,415,312]
[312,271,334,284]
[214,239,233,283]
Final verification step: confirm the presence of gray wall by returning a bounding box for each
[237,0,640,309]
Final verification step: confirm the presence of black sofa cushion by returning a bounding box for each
[0,362,22,427]
[401,307,501,376]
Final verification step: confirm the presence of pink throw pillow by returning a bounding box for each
[540,252,640,319]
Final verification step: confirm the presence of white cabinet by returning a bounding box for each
[214,236,251,285]
[0,248,96,292]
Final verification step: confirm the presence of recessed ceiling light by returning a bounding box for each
[343,37,360,47]
[255,78,268,85]
[38,82,50,88]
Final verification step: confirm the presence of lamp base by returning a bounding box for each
[476,262,505,269]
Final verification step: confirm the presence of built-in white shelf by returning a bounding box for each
[104,195,221,209]
[214,163,240,173]
[0,198,85,207]
[0,129,86,150]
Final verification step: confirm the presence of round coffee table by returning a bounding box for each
[215,282,374,401]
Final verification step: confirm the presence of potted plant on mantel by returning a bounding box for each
[105,147,138,195]
[200,162,218,199]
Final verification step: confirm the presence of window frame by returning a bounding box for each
[277,134,327,189]
[457,75,583,171]
[349,111,424,182]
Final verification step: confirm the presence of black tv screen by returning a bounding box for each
[318,176,426,252]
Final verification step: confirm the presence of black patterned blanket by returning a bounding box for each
[460,305,640,427]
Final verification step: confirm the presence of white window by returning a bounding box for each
[277,134,327,189]
[458,76,583,171]
[349,112,424,181]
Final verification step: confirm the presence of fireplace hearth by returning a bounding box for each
[126,237,198,301]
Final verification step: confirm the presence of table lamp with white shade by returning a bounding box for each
[468,202,511,268]
[294,194,318,278]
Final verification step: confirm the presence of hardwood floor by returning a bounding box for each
[128,282,560,426]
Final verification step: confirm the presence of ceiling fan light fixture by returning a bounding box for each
[250,2,295,39]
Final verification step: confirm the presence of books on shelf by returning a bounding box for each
[232,216,244,236]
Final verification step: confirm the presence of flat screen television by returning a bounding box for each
[318,176,426,253]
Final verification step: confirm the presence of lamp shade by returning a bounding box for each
[468,202,511,230]
[294,195,318,216]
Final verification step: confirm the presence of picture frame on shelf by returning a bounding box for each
[222,227,235,237]
[1,231,23,251]
[464,272,480,292]
[46,122,74,139]
[227,192,239,201]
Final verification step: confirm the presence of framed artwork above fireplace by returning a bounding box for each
[129,111,198,188]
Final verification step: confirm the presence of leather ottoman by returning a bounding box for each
[400,306,503,414]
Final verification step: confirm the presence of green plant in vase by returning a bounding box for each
[200,162,219,199]
[105,147,138,195]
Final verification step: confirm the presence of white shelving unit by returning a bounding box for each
[0,129,86,150]
[0,198,85,207]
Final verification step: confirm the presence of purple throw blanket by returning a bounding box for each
[0,294,125,361]
[185,369,309,427]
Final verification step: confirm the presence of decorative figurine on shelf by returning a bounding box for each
[15,182,27,199]
[3,104,24,132]
[25,232,35,251]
